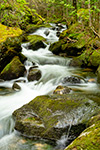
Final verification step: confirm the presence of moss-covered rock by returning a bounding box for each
[64,113,100,150]
[0,23,22,43]
[13,93,99,141]
[27,35,46,50]
[49,22,94,57]
[0,56,26,80]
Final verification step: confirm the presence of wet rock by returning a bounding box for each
[61,76,82,85]
[15,79,26,83]
[28,68,41,81]
[44,30,50,36]
[56,31,60,37]
[0,86,14,95]
[51,27,56,30]
[0,79,4,82]
[29,66,38,72]
[53,85,71,94]
[12,82,21,91]
[0,56,26,80]
[65,113,100,150]
[27,35,46,50]
[13,93,99,142]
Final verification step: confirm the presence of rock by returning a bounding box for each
[49,38,83,56]
[97,65,100,83]
[56,31,60,37]
[0,56,26,80]
[44,30,50,36]
[27,35,46,50]
[64,113,100,150]
[0,86,14,95]
[61,76,82,85]
[28,68,41,81]
[13,93,99,142]
[12,82,21,91]
[53,85,71,94]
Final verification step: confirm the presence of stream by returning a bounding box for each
[0,23,99,150]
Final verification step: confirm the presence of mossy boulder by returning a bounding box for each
[13,93,99,142]
[0,23,22,43]
[49,22,93,56]
[27,35,46,50]
[0,56,26,80]
[89,49,100,67]
[64,113,100,150]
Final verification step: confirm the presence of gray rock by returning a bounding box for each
[28,68,41,81]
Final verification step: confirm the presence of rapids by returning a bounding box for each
[0,23,99,150]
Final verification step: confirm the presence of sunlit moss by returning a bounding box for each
[0,23,22,43]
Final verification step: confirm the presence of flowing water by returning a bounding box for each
[0,23,99,150]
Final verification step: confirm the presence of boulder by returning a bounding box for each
[27,35,46,50]
[64,113,100,150]
[0,56,26,80]
[0,86,14,95]
[28,68,41,81]
[12,82,21,91]
[61,75,86,85]
[53,85,71,94]
[44,30,50,36]
[13,93,99,142]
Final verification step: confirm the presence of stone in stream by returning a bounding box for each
[13,93,99,143]
[12,82,21,91]
[28,68,41,81]
[27,35,46,50]
[61,76,84,85]
[44,30,50,36]
[53,85,71,94]
[0,86,14,95]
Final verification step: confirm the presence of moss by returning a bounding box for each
[0,23,22,43]
[89,50,100,67]
[27,35,46,50]
[0,56,26,80]
[65,114,100,150]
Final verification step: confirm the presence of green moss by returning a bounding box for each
[0,56,26,80]
[27,35,46,43]
[89,50,100,67]
[65,114,100,150]
[0,23,22,43]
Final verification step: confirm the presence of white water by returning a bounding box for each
[0,24,99,150]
